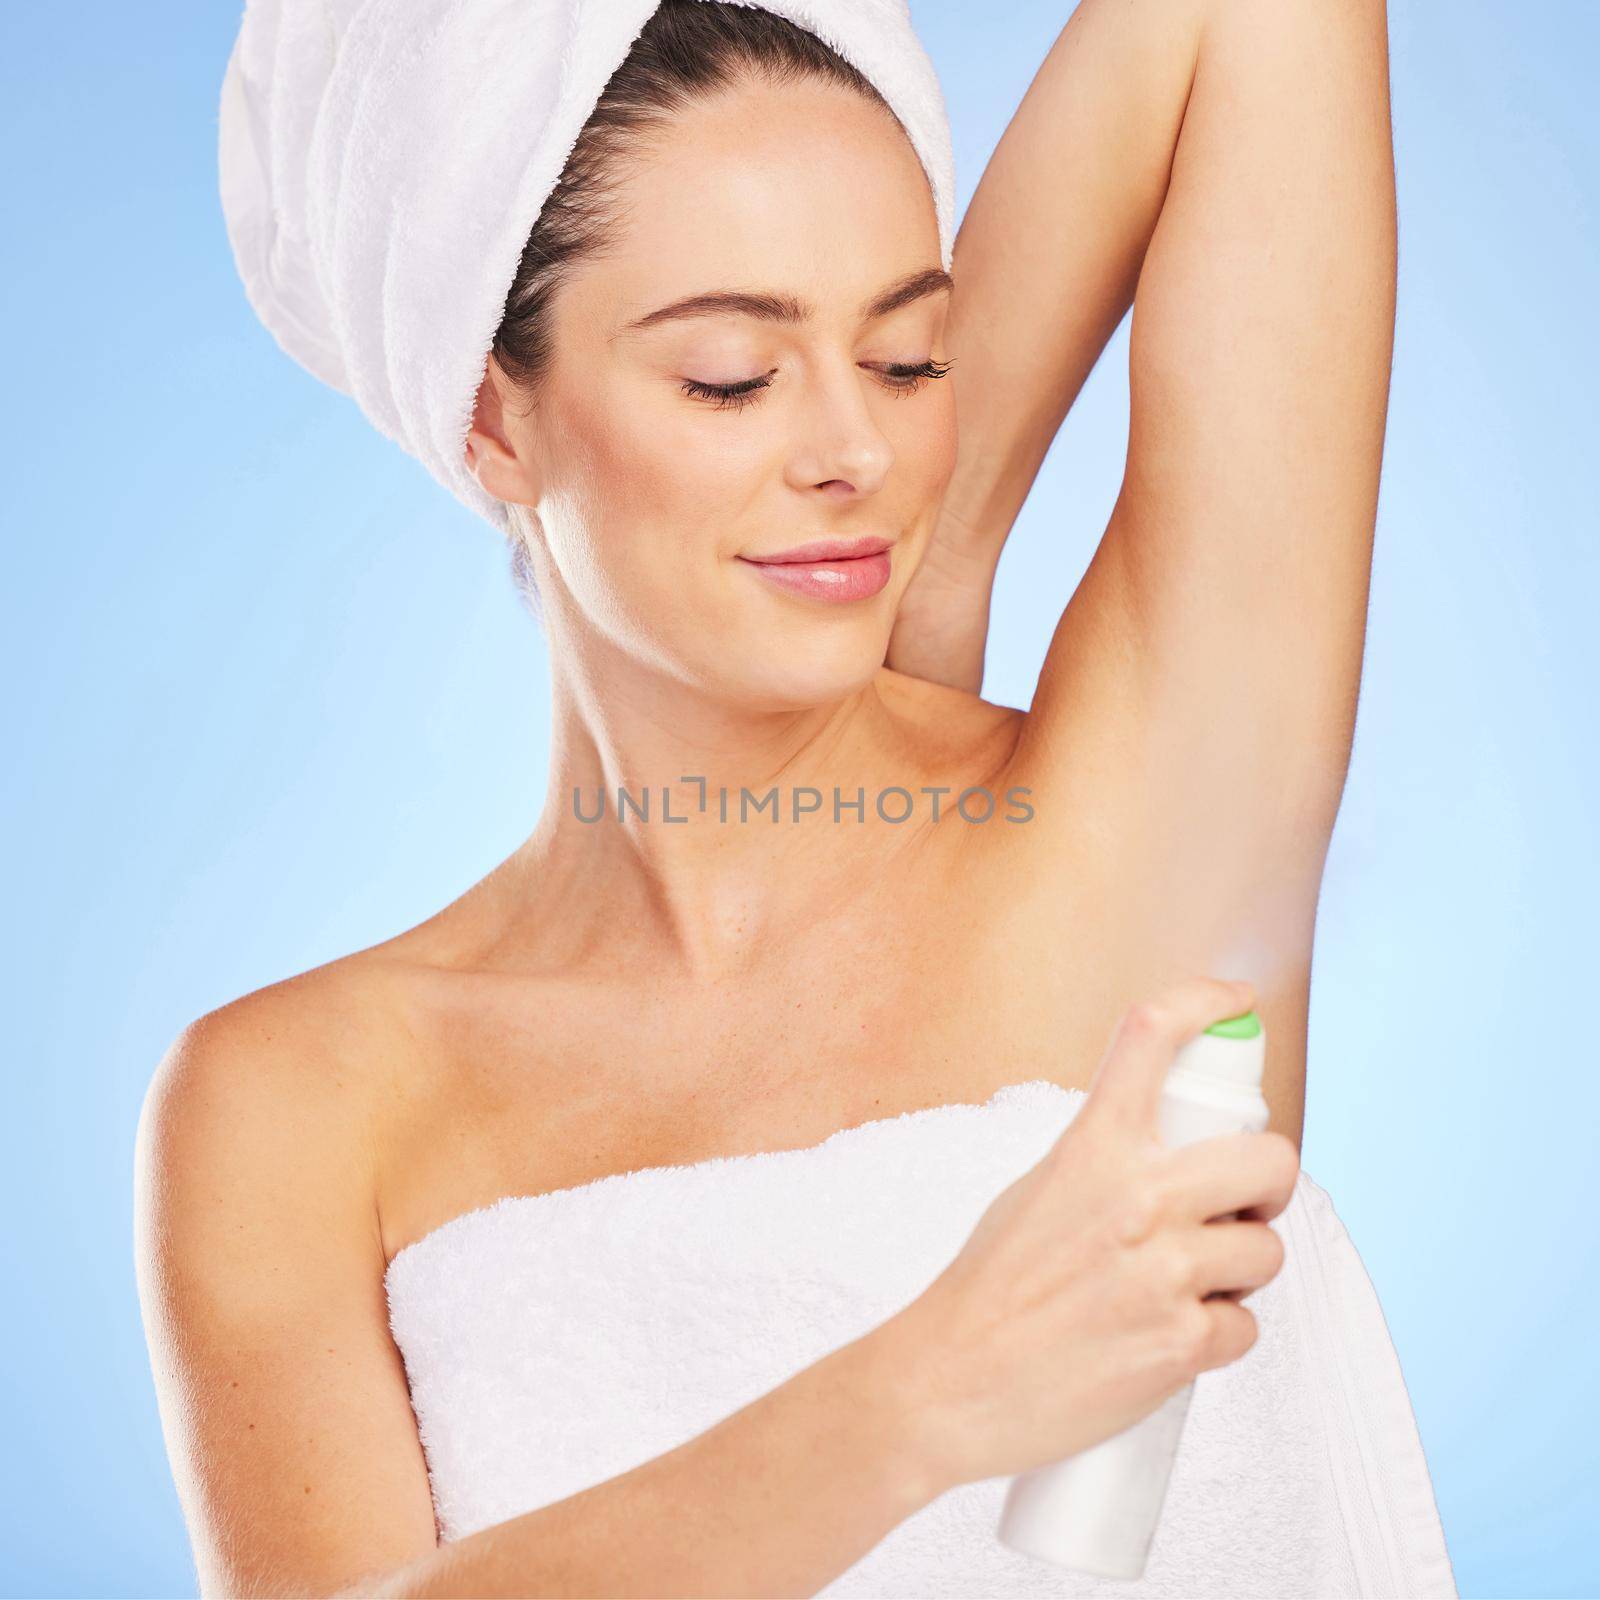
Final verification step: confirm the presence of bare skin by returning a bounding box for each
[136,0,1395,1593]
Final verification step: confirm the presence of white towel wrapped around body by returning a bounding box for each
[217,0,958,533]
[384,1079,1458,1597]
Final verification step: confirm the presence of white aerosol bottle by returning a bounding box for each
[996,1008,1270,1580]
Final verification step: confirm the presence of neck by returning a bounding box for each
[507,641,943,979]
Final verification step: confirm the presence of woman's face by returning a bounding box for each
[483,76,957,710]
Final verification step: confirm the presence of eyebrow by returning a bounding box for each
[614,267,954,338]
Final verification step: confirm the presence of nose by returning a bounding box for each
[783,358,894,498]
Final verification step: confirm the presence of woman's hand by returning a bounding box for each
[877,975,1301,1495]
[884,505,1003,694]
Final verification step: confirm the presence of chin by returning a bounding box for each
[717,627,889,713]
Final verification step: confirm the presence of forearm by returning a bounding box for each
[335,1321,944,1600]
[891,0,1212,692]
[938,0,1210,561]
[885,520,1001,694]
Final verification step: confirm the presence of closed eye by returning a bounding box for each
[681,357,955,413]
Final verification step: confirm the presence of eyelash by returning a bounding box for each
[680,357,955,413]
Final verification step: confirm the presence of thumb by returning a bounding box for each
[1084,976,1258,1138]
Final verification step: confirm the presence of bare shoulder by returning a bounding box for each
[144,953,405,1153]
[136,947,430,1309]
[134,954,441,1594]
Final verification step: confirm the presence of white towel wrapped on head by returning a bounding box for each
[217,0,959,533]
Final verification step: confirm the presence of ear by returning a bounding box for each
[465,354,540,508]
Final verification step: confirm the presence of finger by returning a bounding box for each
[1195,1298,1259,1372]
[1180,1218,1286,1298]
[1084,975,1259,1136]
[1156,1130,1301,1225]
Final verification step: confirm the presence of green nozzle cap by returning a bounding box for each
[1204,1009,1262,1040]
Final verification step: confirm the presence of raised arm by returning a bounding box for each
[943,0,1396,1144]
[889,0,1213,688]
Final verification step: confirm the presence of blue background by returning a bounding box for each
[3,2,1594,1595]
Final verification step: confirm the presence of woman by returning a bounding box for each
[137,1,1455,1595]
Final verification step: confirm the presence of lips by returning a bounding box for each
[742,535,893,565]
[736,540,894,604]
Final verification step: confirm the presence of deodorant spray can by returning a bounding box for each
[995,1008,1271,1580]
